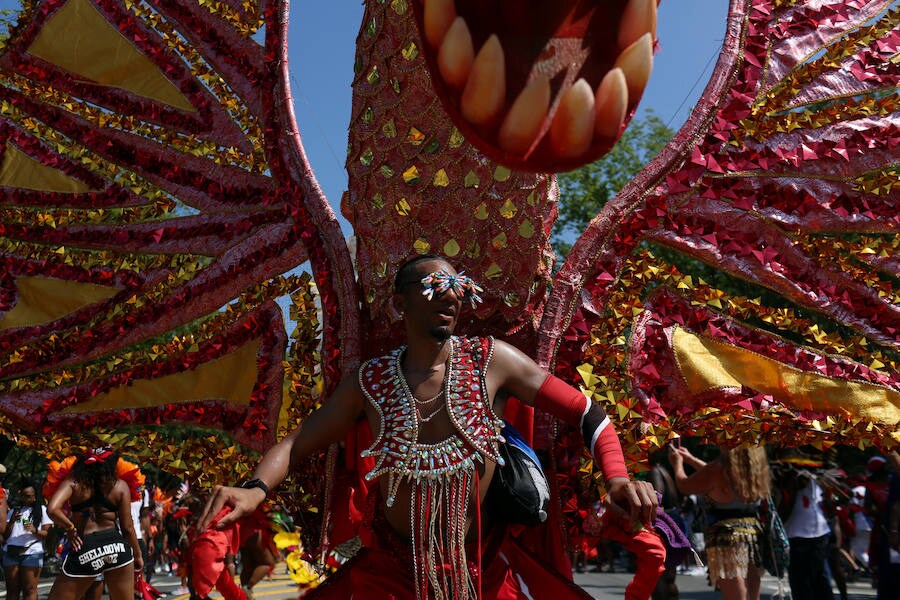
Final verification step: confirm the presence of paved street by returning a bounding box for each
[0,563,878,599]
[573,567,877,599]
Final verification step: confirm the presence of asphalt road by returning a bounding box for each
[2,563,877,599]
[572,567,877,599]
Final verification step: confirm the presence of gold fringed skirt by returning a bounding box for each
[705,516,763,586]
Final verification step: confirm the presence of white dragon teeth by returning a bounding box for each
[619,0,658,51]
[460,34,506,126]
[438,17,474,88]
[423,2,654,160]
[498,75,551,155]
[615,32,654,101]
[550,78,596,159]
[594,68,628,140]
[423,0,456,48]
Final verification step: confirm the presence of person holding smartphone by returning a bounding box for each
[2,482,53,600]
[669,443,772,600]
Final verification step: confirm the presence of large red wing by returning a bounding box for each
[0,0,358,479]
[1,0,895,511]
[542,0,899,459]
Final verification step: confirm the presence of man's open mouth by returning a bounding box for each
[436,308,457,319]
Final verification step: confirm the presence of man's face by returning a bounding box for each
[18,487,35,507]
[397,259,462,342]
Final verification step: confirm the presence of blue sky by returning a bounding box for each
[0,0,731,232]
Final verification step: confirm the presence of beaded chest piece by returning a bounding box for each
[359,335,504,599]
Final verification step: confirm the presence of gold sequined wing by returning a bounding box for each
[540,0,900,463]
[0,0,357,481]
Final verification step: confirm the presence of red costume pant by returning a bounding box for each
[306,519,593,600]
[189,507,275,600]
[190,526,245,600]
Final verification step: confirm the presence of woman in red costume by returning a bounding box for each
[0,486,6,537]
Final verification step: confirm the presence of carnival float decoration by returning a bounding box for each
[0,0,896,561]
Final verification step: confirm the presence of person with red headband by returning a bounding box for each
[198,255,659,599]
[46,448,143,600]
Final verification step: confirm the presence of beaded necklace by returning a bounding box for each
[414,389,444,404]
[359,336,504,600]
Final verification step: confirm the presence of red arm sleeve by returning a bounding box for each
[534,375,628,480]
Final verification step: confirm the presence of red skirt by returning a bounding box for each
[306,515,593,600]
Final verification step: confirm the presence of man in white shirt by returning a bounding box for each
[130,488,151,579]
[784,474,834,600]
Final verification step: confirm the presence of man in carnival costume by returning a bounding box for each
[198,255,660,599]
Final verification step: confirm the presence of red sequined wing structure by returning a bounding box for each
[540,0,899,458]
[0,0,357,474]
[344,0,557,349]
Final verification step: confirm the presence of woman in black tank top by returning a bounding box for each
[670,444,771,600]
[46,448,143,600]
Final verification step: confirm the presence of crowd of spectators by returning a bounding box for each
[0,466,284,600]
[565,445,900,600]
[0,443,897,600]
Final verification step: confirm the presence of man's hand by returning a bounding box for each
[605,477,658,527]
[196,485,266,532]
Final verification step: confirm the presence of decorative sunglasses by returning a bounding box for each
[420,269,484,307]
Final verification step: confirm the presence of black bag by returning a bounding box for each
[760,497,790,577]
[486,421,550,525]
[4,545,26,558]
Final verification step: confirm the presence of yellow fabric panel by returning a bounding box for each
[61,338,261,412]
[0,143,93,193]
[27,0,195,112]
[672,326,900,425]
[0,276,120,330]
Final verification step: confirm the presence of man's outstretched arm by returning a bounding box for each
[490,339,658,525]
[196,375,364,531]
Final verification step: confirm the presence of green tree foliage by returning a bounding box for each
[0,10,13,31]
[553,111,674,257]
[0,4,22,43]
